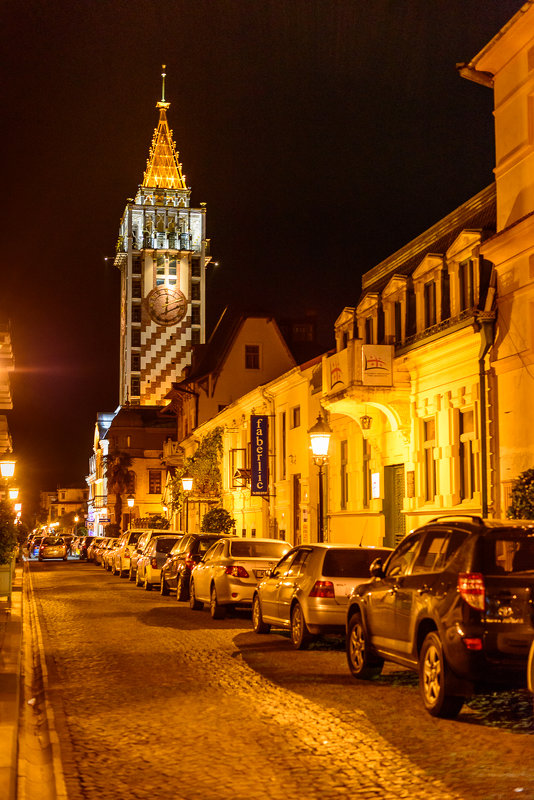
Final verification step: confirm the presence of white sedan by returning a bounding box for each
[189,537,291,619]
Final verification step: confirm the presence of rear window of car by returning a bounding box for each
[322,548,390,578]
[230,540,289,559]
[483,532,534,574]
[155,537,180,554]
[128,531,142,544]
[43,537,64,546]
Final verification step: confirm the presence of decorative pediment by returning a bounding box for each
[356,293,379,316]
[446,230,482,262]
[382,274,409,300]
[334,307,356,330]
[412,254,444,282]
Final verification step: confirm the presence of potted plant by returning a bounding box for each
[0,500,19,598]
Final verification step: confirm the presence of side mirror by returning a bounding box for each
[369,557,385,579]
[264,568,273,578]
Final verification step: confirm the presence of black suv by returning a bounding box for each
[346,516,534,718]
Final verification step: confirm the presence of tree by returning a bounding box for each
[0,501,19,564]
[105,448,133,532]
[201,507,236,534]
[169,428,223,516]
[507,468,534,519]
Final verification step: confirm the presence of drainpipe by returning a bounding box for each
[261,387,276,537]
[478,319,494,518]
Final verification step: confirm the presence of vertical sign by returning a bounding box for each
[251,415,269,496]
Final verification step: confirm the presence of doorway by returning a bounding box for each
[384,464,405,547]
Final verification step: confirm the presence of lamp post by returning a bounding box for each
[181,471,193,532]
[308,412,332,543]
[0,457,16,503]
[127,495,135,530]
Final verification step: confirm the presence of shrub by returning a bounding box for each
[201,508,236,534]
[507,468,534,519]
[0,501,19,564]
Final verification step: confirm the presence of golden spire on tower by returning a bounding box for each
[142,65,187,190]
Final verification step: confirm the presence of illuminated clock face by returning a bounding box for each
[147,286,187,326]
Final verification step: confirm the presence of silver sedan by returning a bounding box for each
[190,537,291,619]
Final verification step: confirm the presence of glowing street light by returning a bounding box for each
[181,471,193,530]
[127,495,135,530]
[308,412,332,543]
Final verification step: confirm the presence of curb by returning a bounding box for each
[0,564,23,800]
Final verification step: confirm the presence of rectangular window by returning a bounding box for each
[168,259,177,275]
[131,329,141,347]
[191,305,201,325]
[131,377,140,397]
[245,344,260,370]
[192,260,201,277]
[340,440,348,510]
[132,256,142,274]
[148,470,162,495]
[290,406,300,429]
[191,329,201,345]
[459,260,474,312]
[191,282,201,300]
[394,301,402,342]
[132,280,142,298]
[280,412,287,480]
[230,449,247,487]
[131,353,140,371]
[362,437,371,508]
[423,418,437,502]
[424,281,436,328]
[459,408,476,500]
[365,317,373,344]
[131,305,141,323]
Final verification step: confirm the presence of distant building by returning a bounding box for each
[115,71,210,406]
[40,487,88,525]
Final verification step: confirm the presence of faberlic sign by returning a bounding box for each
[251,415,269,496]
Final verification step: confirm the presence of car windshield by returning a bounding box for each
[230,540,289,559]
[483,532,534,574]
[198,537,222,555]
[322,548,390,578]
[155,537,180,553]
[129,532,142,544]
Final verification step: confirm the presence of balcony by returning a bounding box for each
[162,439,184,467]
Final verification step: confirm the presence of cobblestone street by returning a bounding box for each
[28,561,534,800]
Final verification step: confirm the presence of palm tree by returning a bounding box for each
[104,448,133,532]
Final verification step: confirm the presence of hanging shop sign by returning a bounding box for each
[251,415,269,496]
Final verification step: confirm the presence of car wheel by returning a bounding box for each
[419,632,464,718]
[144,577,152,591]
[189,580,203,611]
[346,611,384,679]
[176,573,188,602]
[160,575,170,596]
[38,557,43,562]
[210,585,226,619]
[135,570,142,587]
[128,566,136,581]
[63,556,67,561]
[290,602,313,649]
[252,594,270,634]
[120,564,128,578]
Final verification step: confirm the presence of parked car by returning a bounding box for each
[160,533,231,599]
[86,537,105,562]
[190,537,292,618]
[135,535,182,590]
[38,536,68,561]
[78,535,96,561]
[102,538,120,570]
[93,537,112,565]
[111,529,145,577]
[346,515,534,718]
[29,536,44,558]
[252,543,393,648]
[127,529,183,581]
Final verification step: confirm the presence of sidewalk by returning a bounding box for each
[0,563,23,800]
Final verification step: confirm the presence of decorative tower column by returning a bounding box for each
[115,67,210,406]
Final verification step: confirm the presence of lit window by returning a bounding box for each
[148,470,162,494]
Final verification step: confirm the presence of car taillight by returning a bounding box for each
[309,580,335,598]
[150,557,158,569]
[457,573,485,610]
[463,637,483,650]
[124,548,130,558]
[184,553,195,570]
[225,565,249,578]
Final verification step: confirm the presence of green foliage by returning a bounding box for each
[105,522,121,538]
[105,448,133,531]
[169,427,223,514]
[201,507,236,534]
[0,501,19,564]
[507,468,534,519]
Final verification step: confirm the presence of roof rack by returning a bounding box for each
[427,515,485,526]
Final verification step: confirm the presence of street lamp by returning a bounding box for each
[127,495,135,530]
[181,471,193,531]
[0,458,16,479]
[308,412,332,543]
[8,487,19,500]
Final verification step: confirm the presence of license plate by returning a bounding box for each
[255,569,265,578]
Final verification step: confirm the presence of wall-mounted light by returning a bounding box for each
[360,414,373,431]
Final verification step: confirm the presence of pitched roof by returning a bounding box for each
[142,101,187,190]
[361,183,496,296]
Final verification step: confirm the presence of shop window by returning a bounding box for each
[459,408,476,500]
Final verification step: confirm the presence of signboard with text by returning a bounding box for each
[251,415,269,496]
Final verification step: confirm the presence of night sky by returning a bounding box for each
[2,0,525,514]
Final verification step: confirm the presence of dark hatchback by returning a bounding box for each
[160,533,231,600]
[346,516,534,718]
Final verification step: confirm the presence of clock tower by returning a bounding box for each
[115,69,209,406]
